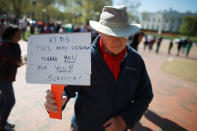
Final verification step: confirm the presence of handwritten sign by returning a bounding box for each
[26,33,91,85]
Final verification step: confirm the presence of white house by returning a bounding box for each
[141,9,189,33]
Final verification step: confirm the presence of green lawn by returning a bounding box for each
[162,58,197,83]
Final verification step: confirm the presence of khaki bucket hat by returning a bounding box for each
[89,5,140,37]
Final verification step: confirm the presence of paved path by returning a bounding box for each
[7,40,197,131]
[133,43,197,131]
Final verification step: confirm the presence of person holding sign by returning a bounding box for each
[44,5,153,131]
[0,26,22,131]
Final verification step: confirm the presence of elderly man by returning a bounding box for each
[44,5,153,131]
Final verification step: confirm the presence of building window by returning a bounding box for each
[165,18,168,23]
[178,18,182,25]
[152,25,154,30]
[171,18,174,24]
[157,25,159,30]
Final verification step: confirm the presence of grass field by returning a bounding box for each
[139,37,197,83]
[162,57,197,83]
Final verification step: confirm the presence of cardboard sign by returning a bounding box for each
[26,33,91,85]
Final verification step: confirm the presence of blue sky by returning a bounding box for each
[113,0,197,13]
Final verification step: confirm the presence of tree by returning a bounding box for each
[0,0,11,15]
[8,0,30,18]
[62,0,112,24]
[179,15,197,37]
[0,0,112,24]
[113,0,141,23]
[38,0,55,5]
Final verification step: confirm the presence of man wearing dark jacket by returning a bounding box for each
[0,26,22,131]
[44,5,153,131]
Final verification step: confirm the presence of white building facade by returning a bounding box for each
[141,10,185,33]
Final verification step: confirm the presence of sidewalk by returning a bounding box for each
[134,42,197,131]
[8,40,197,131]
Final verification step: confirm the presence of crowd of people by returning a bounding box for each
[0,16,98,43]
[129,32,194,57]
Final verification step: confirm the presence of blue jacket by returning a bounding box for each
[63,36,153,131]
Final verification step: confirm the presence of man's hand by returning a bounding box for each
[44,89,67,113]
[103,116,127,131]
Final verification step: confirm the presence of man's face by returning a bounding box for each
[11,30,22,43]
[101,33,127,55]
